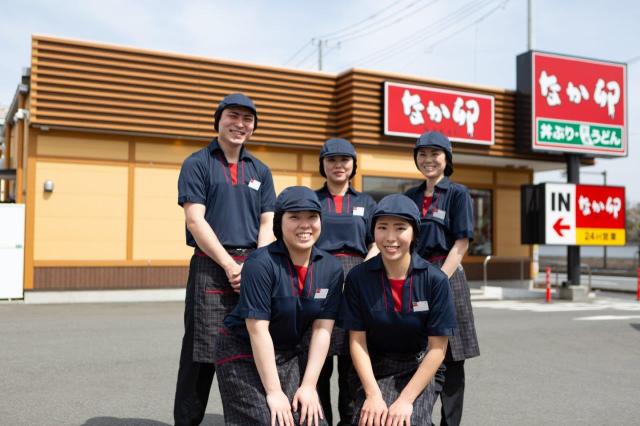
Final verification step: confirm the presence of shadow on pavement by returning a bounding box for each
[630,323,640,332]
[81,414,225,425]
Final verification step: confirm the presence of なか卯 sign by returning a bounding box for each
[517,51,627,157]
[383,81,494,145]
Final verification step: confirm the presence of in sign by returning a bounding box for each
[545,184,576,244]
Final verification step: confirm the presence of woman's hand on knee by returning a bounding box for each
[266,390,294,426]
[359,392,388,426]
[385,398,413,426]
[292,384,323,426]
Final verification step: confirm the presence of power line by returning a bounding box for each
[294,46,319,68]
[332,0,440,44]
[422,1,510,55]
[348,0,495,66]
[364,0,508,68]
[283,40,313,66]
[346,0,497,67]
[284,0,435,69]
[316,0,407,39]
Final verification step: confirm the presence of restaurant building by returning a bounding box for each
[1,35,584,295]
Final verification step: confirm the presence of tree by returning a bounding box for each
[626,201,640,243]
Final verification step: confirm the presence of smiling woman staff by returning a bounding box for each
[340,194,457,426]
[314,138,378,426]
[405,131,480,426]
[215,186,343,426]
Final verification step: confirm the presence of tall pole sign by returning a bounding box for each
[517,51,627,157]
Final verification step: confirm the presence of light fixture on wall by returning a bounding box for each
[43,180,54,193]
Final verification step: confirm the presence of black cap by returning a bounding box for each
[275,186,322,214]
[319,138,357,159]
[371,194,421,234]
[319,138,358,179]
[213,93,258,131]
[413,131,454,176]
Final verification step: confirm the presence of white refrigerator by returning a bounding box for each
[0,204,25,299]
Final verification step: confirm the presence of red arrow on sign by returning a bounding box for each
[553,218,571,237]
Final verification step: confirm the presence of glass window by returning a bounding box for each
[468,189,492,256]
[362,176,493,256]
[362,176,422,202]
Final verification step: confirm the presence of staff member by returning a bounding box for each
[340,194,457,426]
[314,138,377,426]
[174,93,276,426]
[215,186,343,426]
[405,131,480,426]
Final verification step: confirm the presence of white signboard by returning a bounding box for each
[544,183,576,245]
[0,204,25,299]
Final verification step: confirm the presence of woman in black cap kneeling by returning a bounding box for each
[405,131,480,426]
[215,186,343,426]
[340,194,457,426]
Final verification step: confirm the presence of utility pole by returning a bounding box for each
[566,154,581,287]
[312,38,327,71]
[311,38,340,71]
[603,170,608,269]
[527,0,534,50]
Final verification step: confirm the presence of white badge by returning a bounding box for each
[248,179,261,191]
[413,300,430,312]
[314,288,329,299]
[352,206,365,217]
[432,209,446,220]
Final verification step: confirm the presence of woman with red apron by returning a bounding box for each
[340,194,457,426]
[314,138,378,426]
[405,131,480,426]
[215,186,344,426]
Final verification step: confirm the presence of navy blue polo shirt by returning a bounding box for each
[178,139,276,248]
[404,177,474,258]
[224,240,344,350]
[339,253,457,354]
[314,184,377,256]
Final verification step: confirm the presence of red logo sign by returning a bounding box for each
[383,81,494,145]
[527,51,627,156]
[575,185,625,229]
[533,52,625,126]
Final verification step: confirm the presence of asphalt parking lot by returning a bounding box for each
[1,295,639,425]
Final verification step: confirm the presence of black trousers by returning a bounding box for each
[438,359,465,426]
[318,354,354,426]
[173,294,216,426]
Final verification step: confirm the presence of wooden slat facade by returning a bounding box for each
[30,34,565,164]
[30,35,338,145]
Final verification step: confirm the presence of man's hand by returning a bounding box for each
[223,259,243,292]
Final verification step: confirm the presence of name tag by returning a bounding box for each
[413,301,429,312]
[352,206,365,216]
[248,179,261,191]
[314,288,329,299]
[432,209,446,220]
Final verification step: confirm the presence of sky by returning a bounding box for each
[0,0,638,202]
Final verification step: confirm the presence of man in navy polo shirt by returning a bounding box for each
[174,93,276,426]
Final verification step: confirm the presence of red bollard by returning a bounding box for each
[636,267,640,302]
[545,266,552,303]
